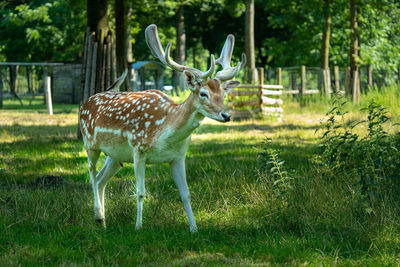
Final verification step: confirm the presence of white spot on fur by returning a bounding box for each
[155,117,166,125]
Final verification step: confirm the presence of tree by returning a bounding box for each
[87,0,108,34]
[245,0,257,83]
[115,0,132,91]
[320,0,332,96]
[173,4,186,95]
[349,0,360,101]
[0,1,86,62]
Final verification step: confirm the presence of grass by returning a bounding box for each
[1,87,400,266]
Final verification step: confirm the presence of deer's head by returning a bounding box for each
[145,24,246,122]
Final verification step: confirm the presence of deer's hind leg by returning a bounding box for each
[96,156,121,225]
[86,149,103,225]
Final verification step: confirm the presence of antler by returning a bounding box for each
[215,34,246,81]
[145,24,215,79]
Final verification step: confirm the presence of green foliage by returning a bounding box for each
[0,0,86,61]
[0,0,399,78]
[358,1,400,74]
[317,98,400,200]
[259,138,294,196]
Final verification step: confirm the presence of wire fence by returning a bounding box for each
[0,63,399,107]
[0,63,81,104]
[264,66,400,94]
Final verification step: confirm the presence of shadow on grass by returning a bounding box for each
[0,125,86,183]
[0,188,377,265]
[0,124,77,138]
[188,137,320,175]
[0,121,321,185]
[194,123,320,134]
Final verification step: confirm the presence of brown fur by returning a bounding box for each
[80,90,178,152]
[206,79,220,93]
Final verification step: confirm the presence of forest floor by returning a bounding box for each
[1,95,399,266]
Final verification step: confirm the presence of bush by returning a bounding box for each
[258,98,400,235]
[317,98,400,201]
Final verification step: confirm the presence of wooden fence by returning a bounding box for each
[228,68,283,121]
[81,29,116,103]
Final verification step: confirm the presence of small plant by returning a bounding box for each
[259,138,294,196]
[317,98,400,201]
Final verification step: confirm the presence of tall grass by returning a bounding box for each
[283,82,400,119]
[359,83,400,118]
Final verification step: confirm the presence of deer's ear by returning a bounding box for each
[221,80,240,94]
[183,70,197,91]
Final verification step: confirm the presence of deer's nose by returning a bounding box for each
[220,112,231,122]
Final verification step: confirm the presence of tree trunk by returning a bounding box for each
[115,0,132,91]
[173,5,186,95]
[26,66,32,94]
[87,0,108,34]
[349,0,360,102]
[192,46,196,69]
[321,0,331,70]
[245,0,257,84]
[0,67,3,108]
[9,66,23,106]
[320,0,331,97]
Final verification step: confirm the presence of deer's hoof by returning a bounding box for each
[95,218,106,228]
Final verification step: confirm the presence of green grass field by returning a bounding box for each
[1,87,400,266]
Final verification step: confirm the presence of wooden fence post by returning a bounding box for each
[43,67,53,115]
[83,33,94,103]
[345,66,351,96]
[322,68,331,98]
[334,66,340,94]
[398,64,400,83]
[258,67,264,86]
[258,67,264,112]
[0,67,3,108]
[95,30,104,94]
[352,69,360,102]
[300,65,306,96]
[277,67,282,85]
[89,41,98,97]
[368,65,373,87]
[105,31,112,88]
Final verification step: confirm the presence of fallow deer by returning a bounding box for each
[79,24,246,232]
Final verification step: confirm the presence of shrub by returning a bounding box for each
[317,98,400,201]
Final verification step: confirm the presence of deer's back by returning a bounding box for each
[79,90,180,159]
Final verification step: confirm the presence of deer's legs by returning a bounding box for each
[171,158,197,233]
[96,156,121,225]
[134,153,146,230]
[87,150,103,225]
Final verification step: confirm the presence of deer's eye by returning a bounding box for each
[200,92,209,98]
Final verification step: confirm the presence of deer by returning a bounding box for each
[79,24,246,233]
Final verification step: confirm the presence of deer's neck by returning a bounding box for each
[166,92,204,142]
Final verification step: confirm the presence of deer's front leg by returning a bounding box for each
[171,158,198,233]
[134,153,146,230]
